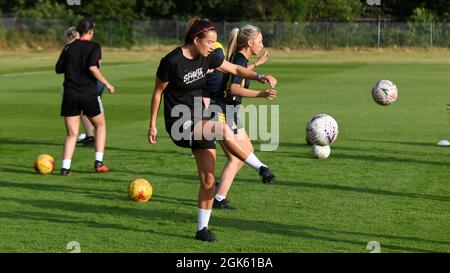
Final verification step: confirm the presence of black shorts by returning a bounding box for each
[61,90,104,117]
[210,97,244,135]
[165,117,216,150]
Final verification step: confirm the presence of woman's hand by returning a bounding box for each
[260,89,277,100]
[148,127,158,144]
[255,51,270,67]
[257,74,277,88]
[106,83,115,94]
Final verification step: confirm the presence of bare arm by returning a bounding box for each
[89,66,115,93]
[230,83,277,100]
[148,77,168,144]
[216,60,277,87]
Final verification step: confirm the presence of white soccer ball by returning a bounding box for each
[306,114,339,146]
[372,80,398,106]
[78,133,86,141]
[312,144,331,159]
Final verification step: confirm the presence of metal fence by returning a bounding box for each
[2,18,450,48]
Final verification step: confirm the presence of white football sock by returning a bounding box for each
[215,194,226,201]
[62,159,71,170]
[95,152,104,162]
[197,208,212,231]
[244,152,267,171]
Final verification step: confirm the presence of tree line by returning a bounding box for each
[1,0,449,23]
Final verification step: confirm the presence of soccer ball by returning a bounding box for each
[306,114,339,146]
[128,178,153,202]
[372,80,398,106]
[312,144,331,159]
[34,154,55,175]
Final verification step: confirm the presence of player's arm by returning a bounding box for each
[55,50,65,74]
[230,83,276,100]
[216,60,277,87]
[89,66,115,93]
[148,77,168,144]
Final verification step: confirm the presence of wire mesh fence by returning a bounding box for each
[2,18,450,48]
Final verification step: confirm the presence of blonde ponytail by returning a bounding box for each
[226,28,239,61]
[226,25,261,60]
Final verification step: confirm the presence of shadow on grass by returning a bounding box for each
[0,137,190,157]
[278,146,450,166]
[5,157,443,205]
[350,138,439,148]
[274,179,450,203]
[1,196,446,252]
[212,216,449,253]
[0,138,61,147]
[119,167,450,203]
[0,210,191,243]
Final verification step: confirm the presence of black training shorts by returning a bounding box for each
[61,90,104,117]
[165,117,216,150]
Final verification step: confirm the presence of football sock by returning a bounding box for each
[215,194,226,202]
[95,152,104,162]
[244,152,267,171]
[62,159,71,170]
[197,208,212,231]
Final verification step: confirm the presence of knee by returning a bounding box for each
[200,173,215,189]
[66,128,78,137]
[227,157,243,169]
[92,120,106,130]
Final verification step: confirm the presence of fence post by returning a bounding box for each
[430,22,433,47]
[325,21,329,49]
[377,19,381,48]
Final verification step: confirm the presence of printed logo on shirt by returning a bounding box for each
[183,68,204,84]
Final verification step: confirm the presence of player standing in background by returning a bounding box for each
[56,18,115,176]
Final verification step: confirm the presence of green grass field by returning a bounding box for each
[0,48,449,253]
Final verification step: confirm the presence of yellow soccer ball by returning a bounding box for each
[34,154,55,175]
[128,178,153,202]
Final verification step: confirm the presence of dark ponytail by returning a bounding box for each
[76,18,95,35]
[184,18,216,45]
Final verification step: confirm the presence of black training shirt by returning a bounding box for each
[221,52,250,105]
[157,47,224,122]
[55,39,101,94]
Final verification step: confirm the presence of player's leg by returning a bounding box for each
[192,148,218,242]
[215,129,253,209]
[79,113,95,145]
[196,120,275,184]
[83,94,108,172]
[61,115,80,176]
[88,112,108,172]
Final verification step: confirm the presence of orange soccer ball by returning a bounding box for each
[128,178,153,202]
[34,154,55,175]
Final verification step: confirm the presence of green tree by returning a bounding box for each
[306,0,363,21]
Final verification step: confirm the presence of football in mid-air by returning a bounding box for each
[34,154,55,175]
[128,178,153,202]
[372,80,398,106]
[306,114,339,146]
[311,144,331,159]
